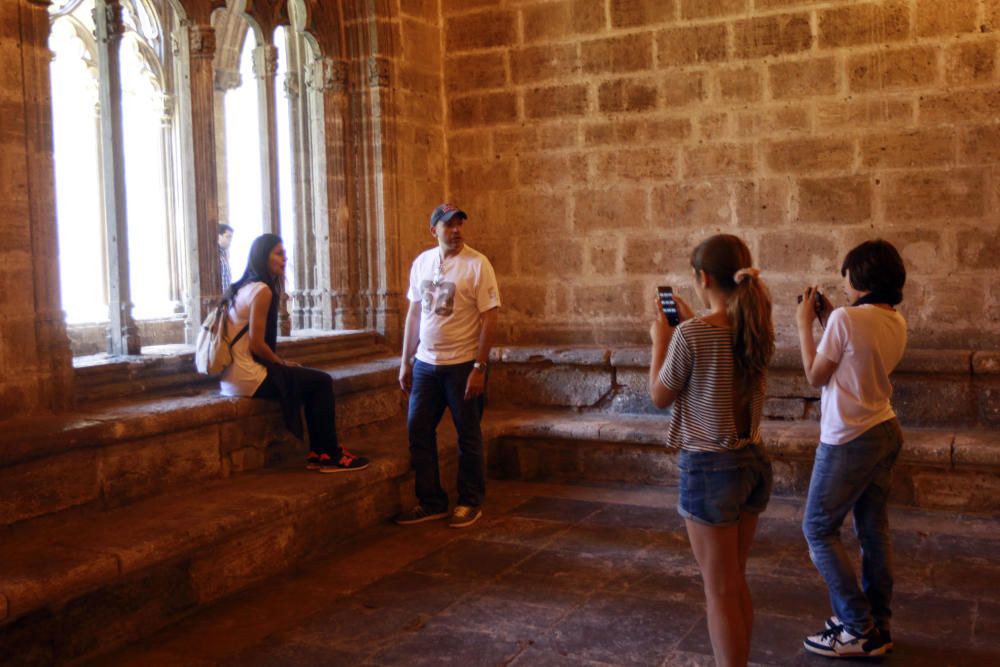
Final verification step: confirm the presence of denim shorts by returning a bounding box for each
[678,444,773,526]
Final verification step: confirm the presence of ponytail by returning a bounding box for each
[691,235,775,389]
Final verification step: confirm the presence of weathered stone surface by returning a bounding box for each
[898,430,954,466]
[498,346,611,366]
[973,351,1000,375]
[893,379,978,427]
[99,425,222,507]
[912,470,1000,511]
[954,431,1000,468]
[492,367,613,408]
[896,349,973,375]
[0,448,100,525]
[979,384,1000,426]
[610,347,650,368]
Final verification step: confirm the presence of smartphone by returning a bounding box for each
[657,286,680,326]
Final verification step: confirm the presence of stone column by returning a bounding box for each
[178,22,222,340]
[283,40,311,330]
[309,55,358,330]
[19,0,75,411]
[213,67,240,230]
[252,43,290,335]
[94,0,140,355]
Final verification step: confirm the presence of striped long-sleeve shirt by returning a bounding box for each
[658,318,765,453]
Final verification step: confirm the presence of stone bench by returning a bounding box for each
[0,351,404,527]
[487,345,1000,428]
[486,409,1000,512]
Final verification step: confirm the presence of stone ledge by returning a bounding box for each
[0,356,401,472]
[486,409,988,471]
[493,345,984,376]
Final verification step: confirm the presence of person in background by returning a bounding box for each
[396,204,500,529]
[218,223,234,293]
[220,233,369,473]
[648,234,775,667]
[797,240,907,659]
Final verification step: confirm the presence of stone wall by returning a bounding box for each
[441,0,1000,349]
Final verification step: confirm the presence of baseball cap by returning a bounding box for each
[429,203,468,228]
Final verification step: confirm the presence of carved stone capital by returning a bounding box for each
[214,68,242,92]
[283,71,300,98]
[188,25,216,59]
[367,56,390,89]
[306,57,348,93]
[93,1,124,42]
[252,45,278,80]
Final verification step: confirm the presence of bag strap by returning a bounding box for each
[229,324,249,349]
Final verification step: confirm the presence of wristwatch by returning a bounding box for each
[473,361,487,372]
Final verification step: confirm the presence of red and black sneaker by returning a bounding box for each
[306,451,322,470]
[317,450,370,474]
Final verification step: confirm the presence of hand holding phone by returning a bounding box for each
[657,286,680,326]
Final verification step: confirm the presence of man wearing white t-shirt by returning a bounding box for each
[396,204,500,528]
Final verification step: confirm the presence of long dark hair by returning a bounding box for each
[691,234,775,390]
[225,233,282,352]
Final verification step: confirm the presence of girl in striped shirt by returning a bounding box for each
[648,234,775,667]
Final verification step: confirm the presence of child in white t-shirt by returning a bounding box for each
[796,240,907,659]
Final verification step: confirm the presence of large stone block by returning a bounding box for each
[511,44,579,85]
[680,0,745,20]
[758,231,838,274]
[797,176,872,225]
[597,147,678,181]
[815,98,913,131]
[769,57,837,100]
[946,40,997,85]
[495,124,578,156]
[861,129,955,169]
[584,117,692,146]
[598,78,658,113]
[517,154,587,190]
[445,52,506,92]
[572,281,646,320]
[524,84,588,119]
[911,469,1000,511]
[734,178,792,227]
[915,0,977,36]
[574,188,648,232]
[764,138,853,173]
[733,13,812,59]
[892,378,978,427]
[581,34,654,75]
[518,238,584,276]
[0,448,99,525]
[656,23,728,66]
[624,233,702,276]
[189,523,297,605]
[978,383,1000,426]
[849,46,939,92]
[654,181,733,228]
[684,143,755,178]
[882,170,985,221]
[920,88,1000,124]
[98,425,222,508]
[586,235,622,275]
[445,10,516,51]
[818,1,909,47]
[953,431,1000,468]
[960,125,1000,165]
[451,159,516,193]
[338,387,403,431]
[491,367,613,407]
[523,0,605,42]
[448,92,518,129]
[609,368,661,415]
[716,65,763,103]
[610,0,675,28]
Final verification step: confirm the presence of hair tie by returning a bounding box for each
[733,267,760,284]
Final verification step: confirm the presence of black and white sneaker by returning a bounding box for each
[826,616,893,652]
[395,505,449,525]
[804,624,887,658]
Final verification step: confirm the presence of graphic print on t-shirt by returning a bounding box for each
[421,279,455,316]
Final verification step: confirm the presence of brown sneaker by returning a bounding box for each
[448,505,482,528]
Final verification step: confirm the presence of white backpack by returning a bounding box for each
[194,302,249,376]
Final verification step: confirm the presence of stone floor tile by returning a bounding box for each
[276,601,423,650]
[510,546,641,592]
[893,592,976,643]
[508,644,618,666]
[546,592,700,666]
[582,502,684,531]
[423,591,567,639]
[403,538,536,579]
[483,571,593,610]
[351,570,477,615]
[222,641,364,667]
[368,626,523,666]
[508,496,607,522]
[468,514,570,549]
[543,522,661,558]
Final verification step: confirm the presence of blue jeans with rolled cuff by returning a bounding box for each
[407,359,485,513]
[802,418,903,637]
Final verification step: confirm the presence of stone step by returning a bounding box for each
[0,354,404,527]
[0,419,429,665]
[486,409,1000,512]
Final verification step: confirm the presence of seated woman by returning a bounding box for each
[220,233,369,473]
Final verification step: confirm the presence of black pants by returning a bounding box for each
[253,365,340,457]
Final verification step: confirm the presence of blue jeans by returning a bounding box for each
[803,418,903,636]
[407,359,485,512]
[678,444,773,526]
